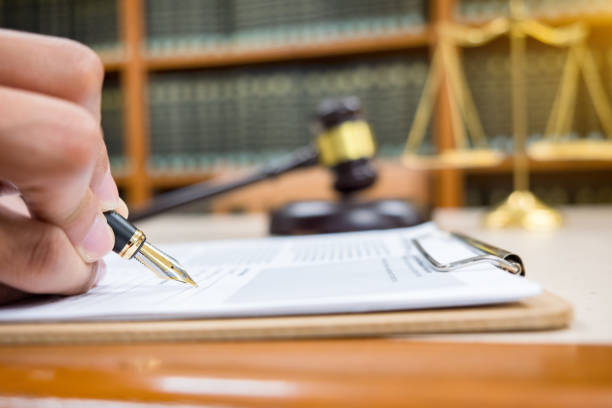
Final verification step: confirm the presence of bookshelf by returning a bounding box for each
[12,0,611,208]
[145,28,431,71]
[99,0,435,206]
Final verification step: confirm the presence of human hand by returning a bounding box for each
[0,29,127,304]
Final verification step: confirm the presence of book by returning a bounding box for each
[101,77,125,171]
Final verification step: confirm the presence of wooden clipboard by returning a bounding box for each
[0,291,572,345]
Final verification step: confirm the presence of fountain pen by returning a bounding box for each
[103,210,198,287]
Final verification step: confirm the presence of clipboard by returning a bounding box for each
[0,231,573,345]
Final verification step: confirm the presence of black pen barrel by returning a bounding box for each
[103,210,140,254]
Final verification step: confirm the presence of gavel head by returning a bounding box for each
[315,97,378,194]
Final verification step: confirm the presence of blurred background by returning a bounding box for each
[1,0,612,214]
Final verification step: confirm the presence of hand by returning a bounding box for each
[0,29,128,304]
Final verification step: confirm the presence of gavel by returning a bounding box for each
[129,97,424,234]
[130,97,379,220]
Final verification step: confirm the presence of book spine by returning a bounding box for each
[101,78,125,171]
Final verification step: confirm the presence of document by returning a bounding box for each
[0,222,540,322]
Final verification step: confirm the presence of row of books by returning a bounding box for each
[145,0,426,54]
[144,54,430,171]
[0,0,119,52]
[457,0,612,21]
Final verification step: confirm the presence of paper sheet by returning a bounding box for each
[0,222,541,322]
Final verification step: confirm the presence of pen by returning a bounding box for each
[103,210,198,287]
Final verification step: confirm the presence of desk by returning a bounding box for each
[1,206,612,407]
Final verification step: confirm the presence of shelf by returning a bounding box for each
[148,171,218,188]
[145,28,430,71]
[464,158,612,175]
[111,169,130,187]
[98,49,125,72]
[114,171,217,188]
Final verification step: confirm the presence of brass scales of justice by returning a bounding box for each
[402,0,612,231]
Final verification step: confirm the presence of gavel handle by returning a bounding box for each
[128,146,319,222]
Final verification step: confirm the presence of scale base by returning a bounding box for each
[269,199,427,235]
[484,190,562,231]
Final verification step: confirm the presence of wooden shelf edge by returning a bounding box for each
[114,172,215,189]
[147,171,218,188]
[464,158,612,175]
[145,28,430,71]
[98,50,125,72]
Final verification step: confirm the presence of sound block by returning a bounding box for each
[269,199,428,235]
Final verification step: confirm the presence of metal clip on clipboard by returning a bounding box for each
[412,232,525,276]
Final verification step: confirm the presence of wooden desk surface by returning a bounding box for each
[2,340,612,407]
[2,206,612,406]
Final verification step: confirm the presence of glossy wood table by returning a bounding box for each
[2,340,612,407]
[2,207,612,406]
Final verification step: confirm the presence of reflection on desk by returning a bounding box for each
[1,340,612,407]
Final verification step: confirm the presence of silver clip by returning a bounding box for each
[412,232,524,276]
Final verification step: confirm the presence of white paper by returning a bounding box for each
[0,222,541,321]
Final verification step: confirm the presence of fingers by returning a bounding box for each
[0,85,115,261]
[0,207,105,296]
[0,29,104,120]
[0,29,118,216]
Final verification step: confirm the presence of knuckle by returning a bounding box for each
[58,39,104,101]
[31,102,102,176]
[57,113,101,172]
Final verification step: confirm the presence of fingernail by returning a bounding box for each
[96,169,120,212]
[92,260,107,288]
[78,213,115,263]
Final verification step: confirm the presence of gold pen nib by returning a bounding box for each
[133,241,198,287]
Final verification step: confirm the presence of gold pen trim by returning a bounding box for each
[119,230,146,259]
